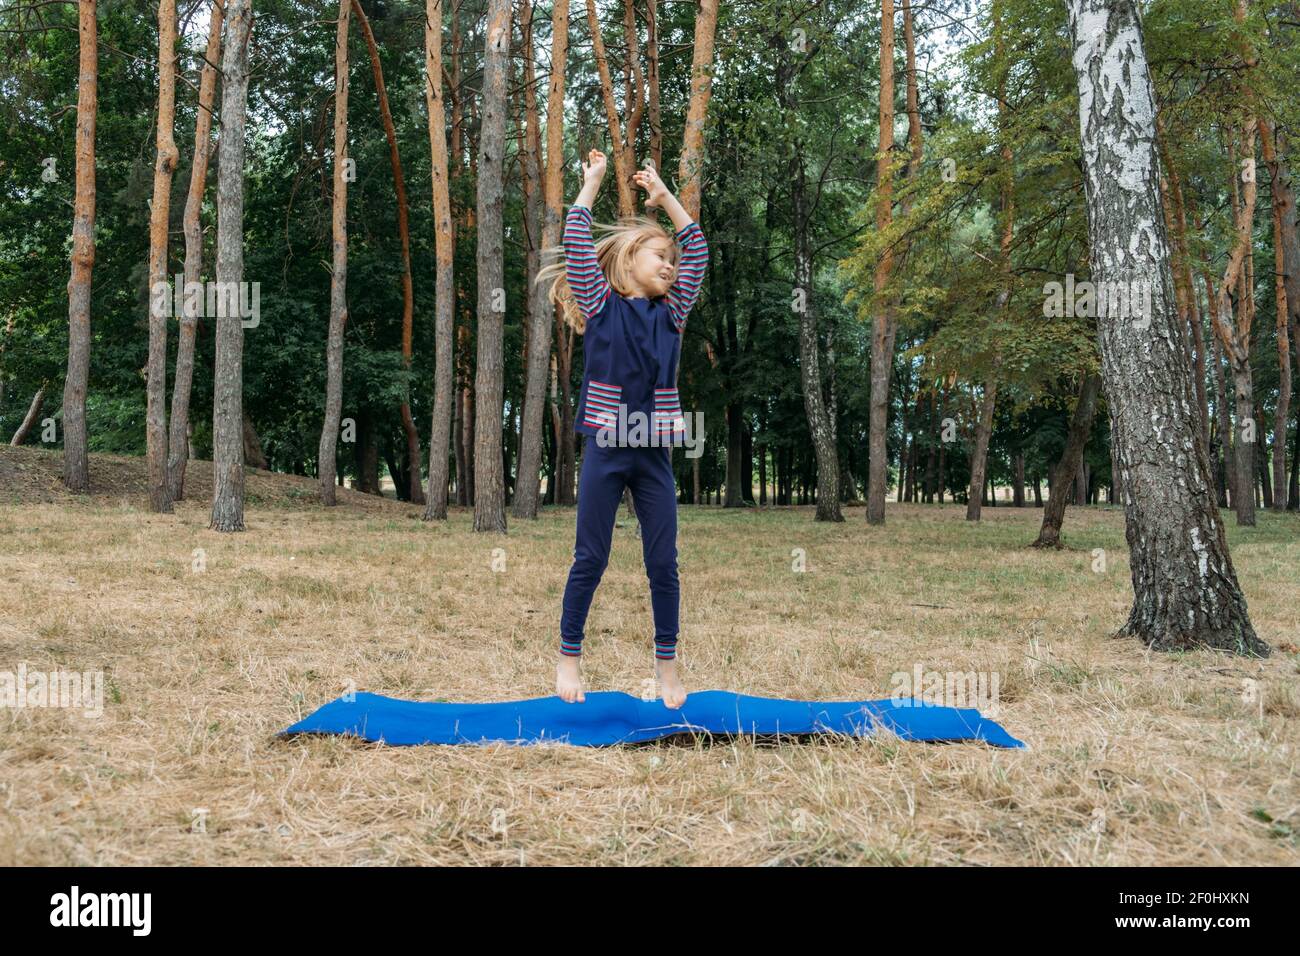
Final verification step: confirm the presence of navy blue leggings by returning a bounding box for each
[560,437,679,660]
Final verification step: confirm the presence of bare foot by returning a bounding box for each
[655,657,687,709]
[556,654,585,703]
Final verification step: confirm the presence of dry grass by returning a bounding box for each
[1,445,1298,865]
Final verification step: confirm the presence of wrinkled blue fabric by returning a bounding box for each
[281,690,1025,749]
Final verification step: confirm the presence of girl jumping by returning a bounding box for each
[536,148,708,709]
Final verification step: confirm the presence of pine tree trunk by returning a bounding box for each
[725,403,745,507]
[665,0,715,408]
[902,0,924,510]
[209,0,253,532]
[791,149,841,522]
[62,0,98,494]
[967,4,1013,522]
[472,0,511,533]
[924,435,938,503]
[1033,374,1101,548]
[673,0,717,225]
[511,0,565,520]
[354,410,380,494]
[1207,82,1260,526]
[552,322,576,506]
[382,432,406,501]
[1158,131,1212,451]
[318,0,350,506]
[1256,400,1273,510]
[621,0,645,185]
[1067,0,1265,654]
[935,387,948,503]
[896,355,910,504]
[694,445,704,504]
[242,414,267,471]
[451,363,464,504]
[583,0,635,216]
[965,377,997,521]
[349,0,422,505]
[462,354,476,504]
[423,0,457,518]
[1261,120,1291,511]
[10,384,47,447]
[167,0,222,503]
[1279,134,1300,394]
[867,0,897,525]
[644,0,662,175]
[1289,418,1299,509]
[146,0,179,513]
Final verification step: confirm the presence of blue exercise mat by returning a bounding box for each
[280,690,1025,749]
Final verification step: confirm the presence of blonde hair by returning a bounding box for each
[535,212,681,335]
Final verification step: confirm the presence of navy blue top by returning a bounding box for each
[563,204,708,445]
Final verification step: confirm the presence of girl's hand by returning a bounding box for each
[581,149,607,187]
[633,161,670,209]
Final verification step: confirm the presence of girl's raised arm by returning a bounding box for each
[563,204,612,323]
[666,221,708,334]
[631,163,708,333]
[564,150,611,324]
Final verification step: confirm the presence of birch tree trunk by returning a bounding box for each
[209,0,253,532]
[146,0,179,513]
[167,0,223,502]
[318,0,350,506]
[423,0,456,519]
[1066,0,1266,655]
[472,0,511,533]
[62,0,97,493]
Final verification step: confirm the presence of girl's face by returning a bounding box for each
[628,235,675,298]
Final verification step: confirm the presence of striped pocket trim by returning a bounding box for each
[582,379,622,429]
[654,388,683,430]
